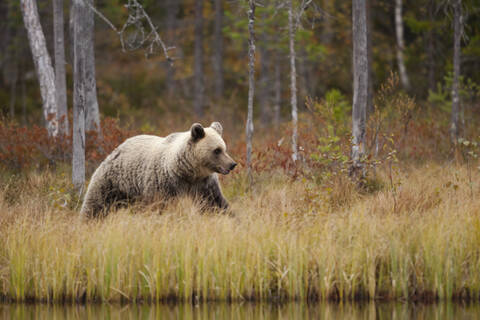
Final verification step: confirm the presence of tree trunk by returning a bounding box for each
[213,0,224,100]
[321,0,333,45]
[53,0,69,135]
[297,50,308,106]
[84,0,100,134]
[22,73,27,126]
[351,0,368,173]
[426,32,436,92]
[194,0,204,117]
[20,0,59,137]
[165,0,179,97]
[450,0,462,143]
[9,63,18,119]
[246,0,255,185]
[273,51,281,127]
[394,0,410,91]
[259,43,269,125]
[426,0,436,92]
[366,0,374,115]
[288,0,298,162]
[72,0,87,193]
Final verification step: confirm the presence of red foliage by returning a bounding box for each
[0,117,136,171]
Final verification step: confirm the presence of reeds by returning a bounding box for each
[0,164,479,303]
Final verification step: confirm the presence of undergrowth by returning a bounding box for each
[0,163,479,303]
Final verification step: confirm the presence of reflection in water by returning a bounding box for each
[1,302,479,319]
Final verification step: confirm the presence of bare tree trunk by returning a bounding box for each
[394,0,410,91]
[273,51,281,127]
[297,50,308,105]
[351,0,368,173]
[246,0,255,185]
[213,0,224,100]
[321,0,333,45]
[22,73,27,125]
[450,0,463,143]
[53,0,69,135]
[20,0,59,137]
[426,0,436,92]
[426,30,436,92]
[84,0,100,134]
[9,63,18,119]
[288,0,298,162]
[165,0,179,97]
[194,0,204,117]
[259,43,270,125]
[72,0,87,193]
[366,0,374,115]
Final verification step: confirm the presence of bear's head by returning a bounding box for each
[189,122,237,176]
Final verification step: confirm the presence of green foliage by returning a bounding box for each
[296,29,326,61]
[428,83,451,113]
[463,34,480,57]
[325,89,351,125]
[428,73,480,113]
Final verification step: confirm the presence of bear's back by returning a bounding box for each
[113,132,189,163]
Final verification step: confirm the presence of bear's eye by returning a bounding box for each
[213,148,222,155]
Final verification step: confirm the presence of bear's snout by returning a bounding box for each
[229,163,237,171]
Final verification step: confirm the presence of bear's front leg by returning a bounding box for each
[81,177,122,218]
[80,178,108,219]
[197,176,229,211]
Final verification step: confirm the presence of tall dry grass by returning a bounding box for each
[0,164,480,303]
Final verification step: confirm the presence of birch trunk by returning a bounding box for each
[450,0,463,143]
[426,0,436,92]
[165,0,179,97]
[246,0,255,184]
[352,0,368,172]
[53,0,69,135]
[20,0,59,137]
[273,51,281,127]
[213,0,224,100]
[288,0,298,162]
[72,0,87,193]
[367,0,374,115]
[427,29,436,92]
[259,43,269,125]
[321,0,333,45]
[394,0,410,91]
[22,74,27,125]
[194,0,204,117]
[84,0,100,134]
[9,63,17,118]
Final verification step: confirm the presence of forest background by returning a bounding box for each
[1,0,479,175]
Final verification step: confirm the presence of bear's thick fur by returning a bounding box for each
[80,122,237,218]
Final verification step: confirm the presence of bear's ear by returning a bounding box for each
[190,123,205,142]
[210,122,223,136]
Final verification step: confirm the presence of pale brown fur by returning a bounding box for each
[80,122,236,218]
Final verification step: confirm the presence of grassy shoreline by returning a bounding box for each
[1,164,480,303]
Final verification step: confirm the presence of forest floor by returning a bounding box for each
[1,162,479,303]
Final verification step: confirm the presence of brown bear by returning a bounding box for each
[80,122,237,218]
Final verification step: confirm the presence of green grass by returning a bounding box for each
[0,164,480,303]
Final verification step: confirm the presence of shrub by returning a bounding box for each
[0,117,136,172]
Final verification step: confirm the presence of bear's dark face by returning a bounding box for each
[190,122,237,176]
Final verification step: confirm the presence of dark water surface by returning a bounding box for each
[1,302,480,319]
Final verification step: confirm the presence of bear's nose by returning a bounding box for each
[229,163,237,171]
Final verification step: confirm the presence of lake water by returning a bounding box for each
[1,302,480,319]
